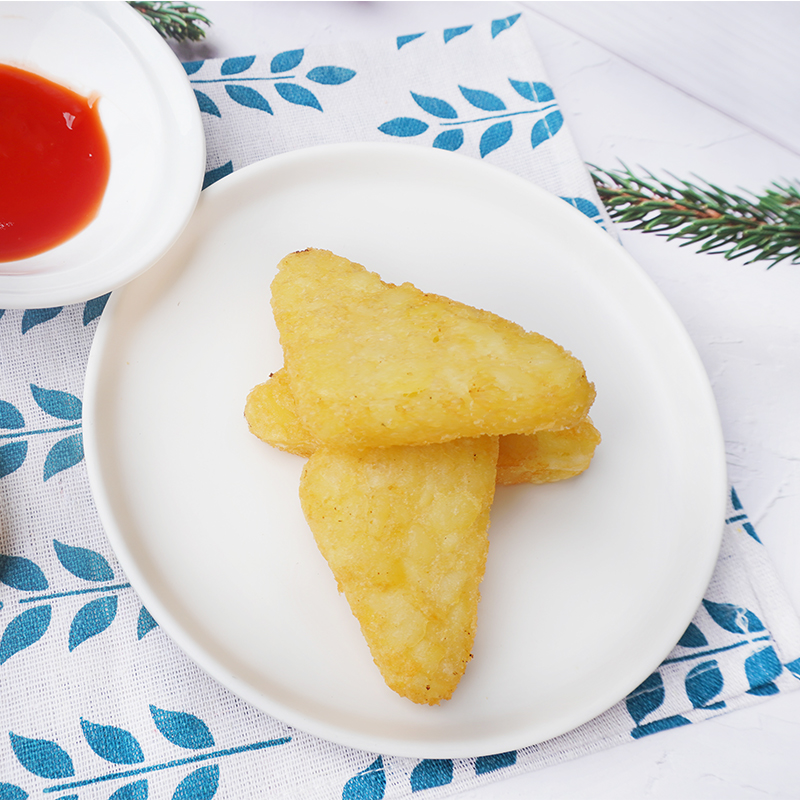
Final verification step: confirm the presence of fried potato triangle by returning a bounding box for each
[271,249,596,447]
[299,437,498,705]
[245,368,601,485]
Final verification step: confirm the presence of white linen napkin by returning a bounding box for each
[2,12,800,800]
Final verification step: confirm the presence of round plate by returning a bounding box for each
[83,143,726,758]
[0,1,204,308]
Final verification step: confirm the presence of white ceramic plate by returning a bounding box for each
[84,143,726,758]
[0,1,204,308]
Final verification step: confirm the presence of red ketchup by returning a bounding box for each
[0,63,111,262]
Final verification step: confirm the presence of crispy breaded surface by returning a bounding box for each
[299,437,499,705]
[271,249,595,447]
[497,418,601,485]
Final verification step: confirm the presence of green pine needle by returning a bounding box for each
[129,1,210,42]
[591,164,800,268]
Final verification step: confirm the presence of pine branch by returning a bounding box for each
[591,164,800,268]
[129,1,211,42]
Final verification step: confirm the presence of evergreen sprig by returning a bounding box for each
[591,164,800,268]
[129,1,210,42]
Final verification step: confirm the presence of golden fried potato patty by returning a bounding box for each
[246,368,601,484]
[299,436,498,704]
[271,249,595,447]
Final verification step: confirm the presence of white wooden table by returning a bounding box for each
[170,3,800,796]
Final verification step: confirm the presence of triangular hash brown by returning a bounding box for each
[271,249,595,447]
[299,436,498,704]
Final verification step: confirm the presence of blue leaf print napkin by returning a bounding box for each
[185,12,608,229]
[1,12,799,800]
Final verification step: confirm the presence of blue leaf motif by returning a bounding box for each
[30,384,82,420]
[742,521,762,543]
[68,595,118,651]
[561,196,601,220]
[83,293,111,325]
[137,606,159,640]
[747,682,780,697]
[109,780,148,800]
[702,599,765,634]
[270,49,304,73]
[220,55,255,75]
[397,33,424,49]
[21,307,63,334]
[182,60,204,75]
[530,111,563,149]
[677,621,708,648]
[343,756,385,800]
[480,121,513,157]
[0,782,28,800]
[731,486,744,510]
[9,732,74,778]
[410,92,458,119]
[433,129,464,151]
[0,441,27,479]
[306,66,356,85]
[193,90,220,118]
[53,539,114,582]
[785,657,800,679]
[631,715,692,739]
[172,765,219,800]
[475,751,517,775]
[225,85,273,114]
[444,25,472,43]
[81,719,144,765]
[378,118,429,138]
[509,79,554,103]
[275,83,322,111]
[0,554,48,591]
[410,759,453,792]
[745,646,782,694]
[491,13,521,38]
[626,671,664,725]
[0,399,24,429]
[150,706,215,750]
[44,432,84,481]
[0,605,51,664]
[458,85,505,111]
[203,161,233,190]
[685,660,725,709]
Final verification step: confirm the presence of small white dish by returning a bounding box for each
[0,1,205,309]
[84,143,727,758]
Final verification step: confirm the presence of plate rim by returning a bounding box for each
[84,142,727,758]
